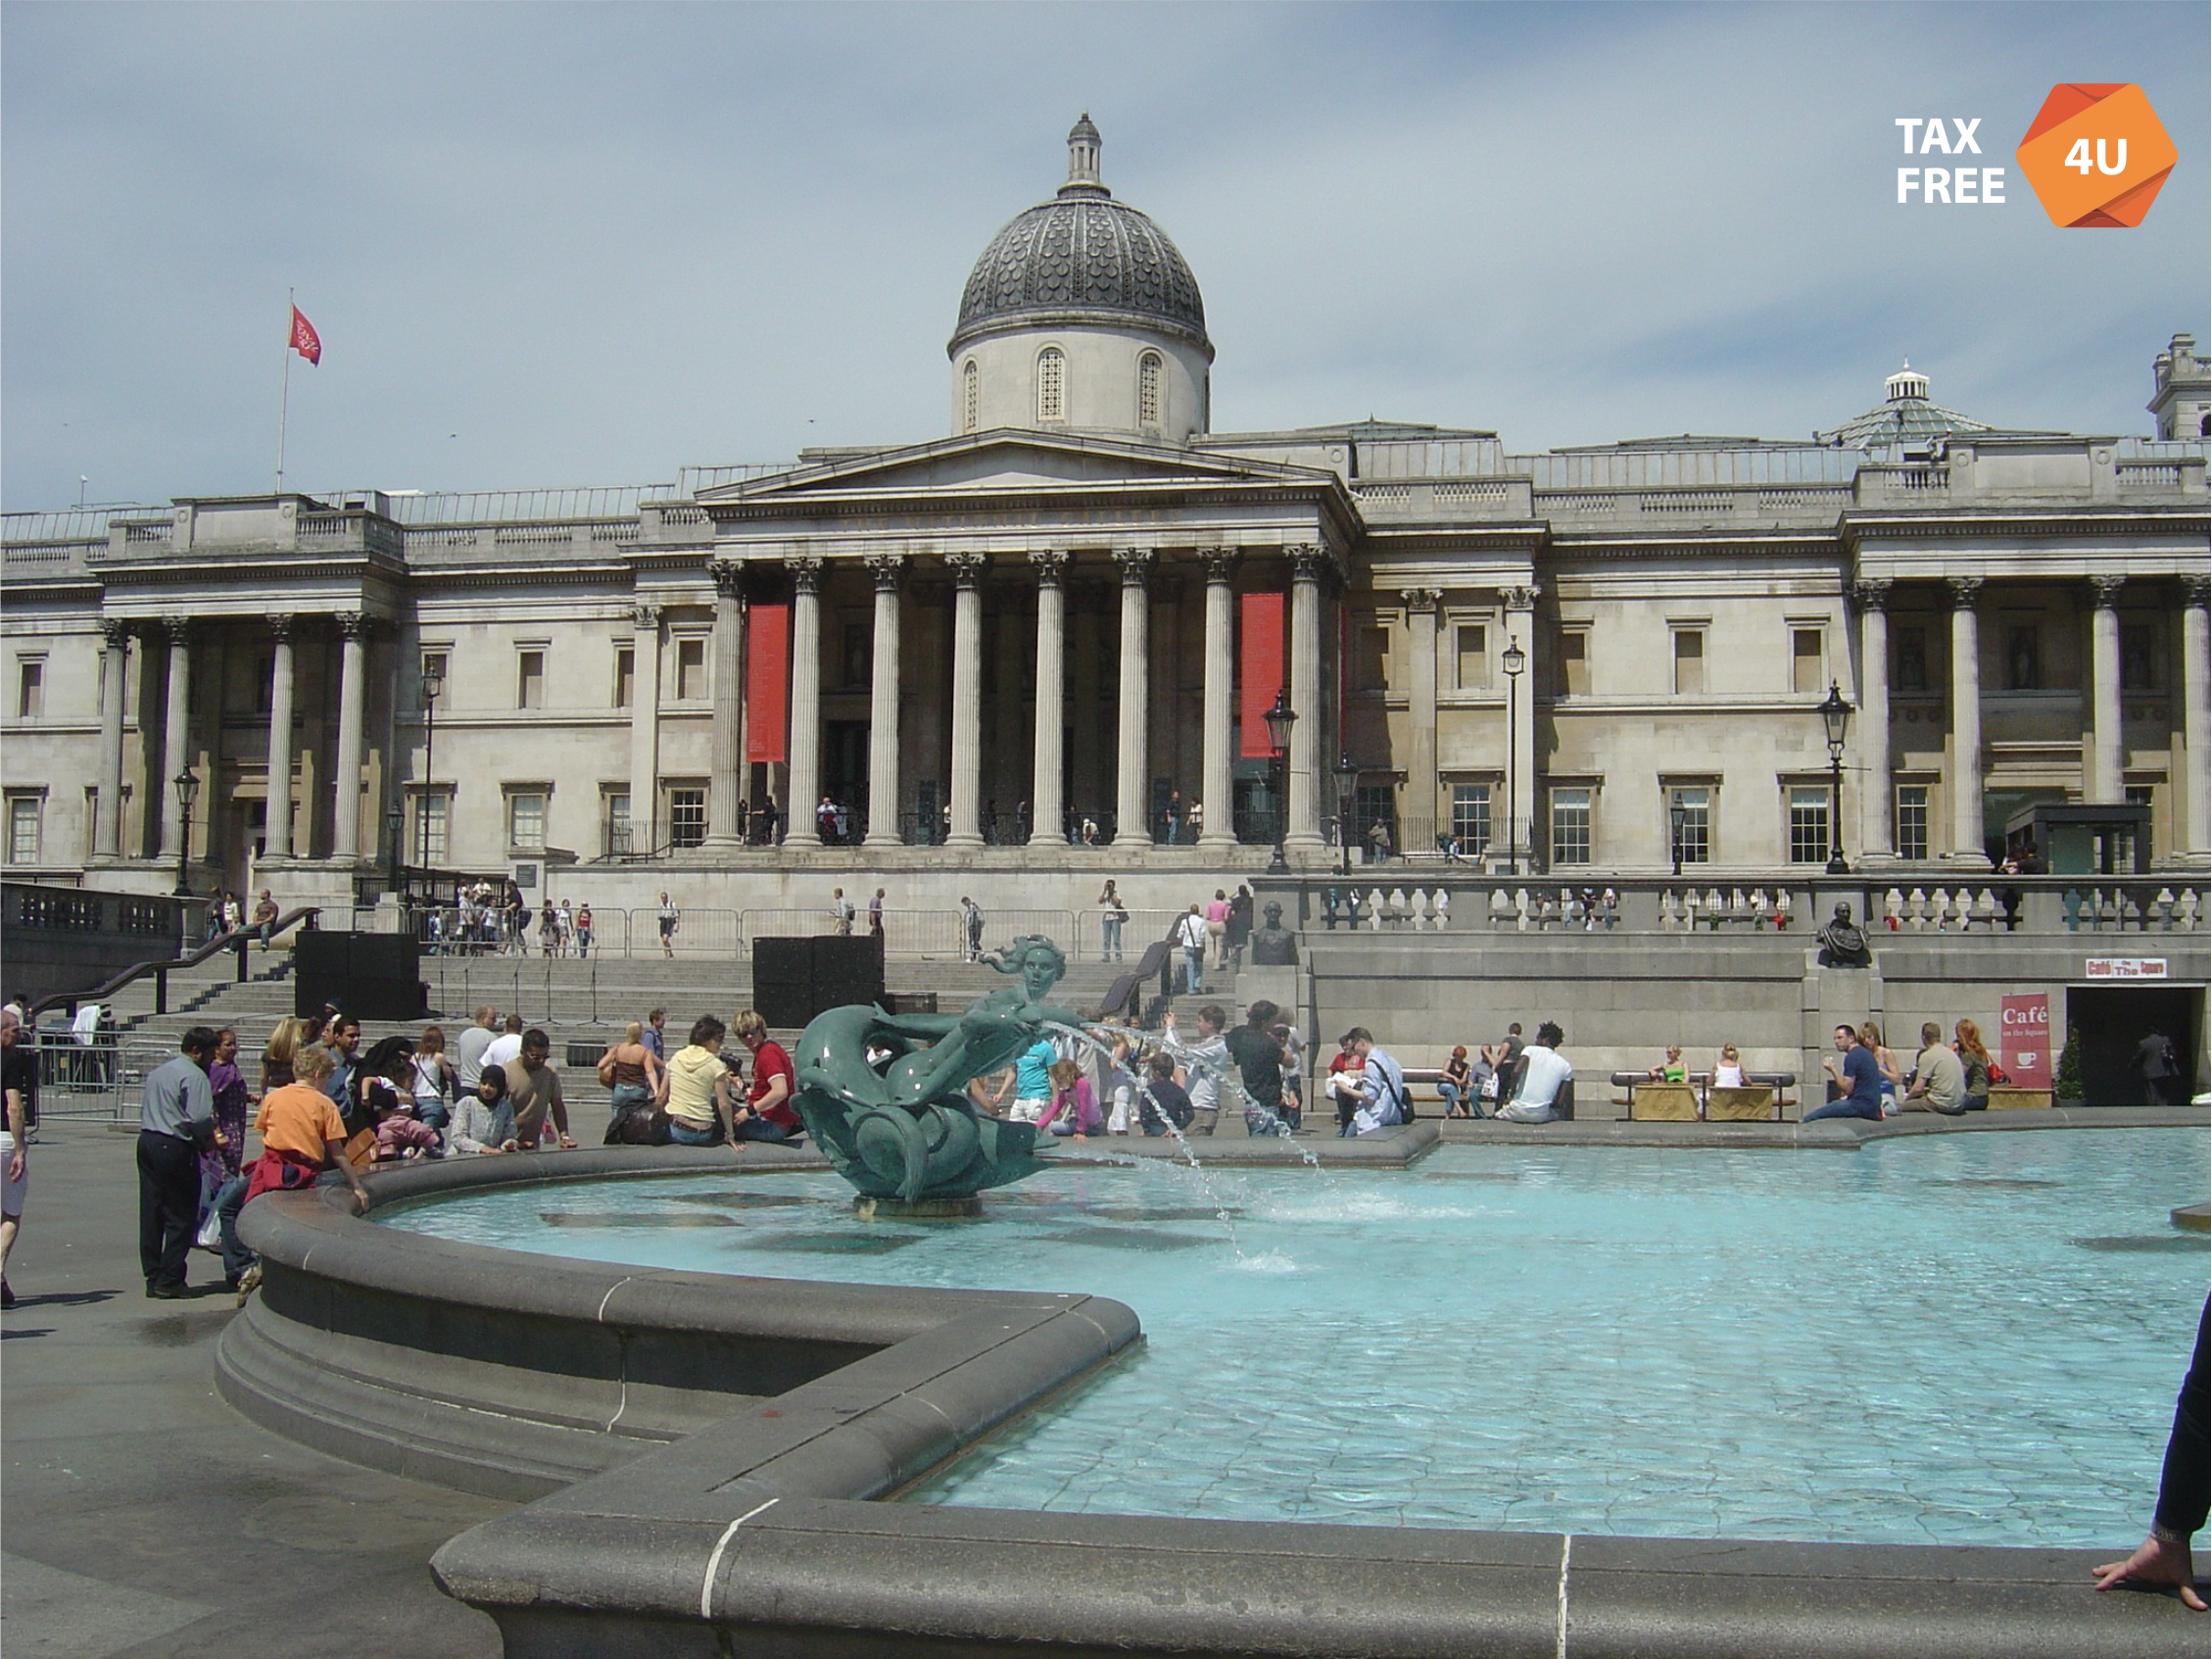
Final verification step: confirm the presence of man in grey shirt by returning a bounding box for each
[453,1005,499,1092]
[1905,1022,1968,1115]
[138,1026,217,1297]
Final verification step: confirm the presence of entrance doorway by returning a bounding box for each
[2064,984,2202,1105]
[824,721,869,841]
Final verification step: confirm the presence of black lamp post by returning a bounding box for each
[1669,800,1687,879]
[1819,680,1852,875]
[418,656,444,868]
[1262,689,1295,875]
[1333,750,1359,878]
[1501,637,1526,876]
[385,803,406,896]
[171,770,200,899]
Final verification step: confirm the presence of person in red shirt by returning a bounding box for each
[730,1009,801,1144]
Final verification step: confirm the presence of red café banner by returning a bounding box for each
[745,603,790,765]
[1238,592,1285,758]
[1997,993,2051,1088]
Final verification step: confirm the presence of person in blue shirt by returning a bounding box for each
[1806,1024,1884,1121]
[1006,1036,1057,1124]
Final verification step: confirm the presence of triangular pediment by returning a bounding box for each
[697,428,1340,508]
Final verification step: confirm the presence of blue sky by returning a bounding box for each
[4,1,2205,510]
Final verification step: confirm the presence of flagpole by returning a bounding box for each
[277,287,294,493]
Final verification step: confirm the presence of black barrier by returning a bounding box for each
[295,932,428,1022]
[750,935,886,1030]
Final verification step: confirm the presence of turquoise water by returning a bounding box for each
[381,1132,2208,1546]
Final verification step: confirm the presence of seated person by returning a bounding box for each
[1439,1046,1475,1118]
[1904,1021,1968,1115]
[1806,1024,1885,1122]
[216,1045,372,1294]
[1344,1029,1409,1137]
[1325,1033,1366,1135]
[1712,1044,1746,1089]
[1035,1058,1100,1138]
[1497,1021,1573,1123]
[450,1065,519,1155]
[373,1102,443,1161]
[1647,1044,1688,1084]
[1136,1052,1192,1137]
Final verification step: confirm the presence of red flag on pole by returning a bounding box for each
[289,305,322,365]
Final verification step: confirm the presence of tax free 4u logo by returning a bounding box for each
[1893,84,2177,226]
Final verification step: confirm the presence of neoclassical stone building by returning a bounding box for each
[3,119,2207,918]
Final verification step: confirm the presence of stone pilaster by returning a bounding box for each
[1401,587,1442,849]
[264,614,297,858]
[1851,580,1894,862]
[95,618,130,859]
[157,618,195,862]
[1946,576,1986,865]
[2087,575,2125,804]
[784,555,825,846]
[630,603,664,854]
[1286,547,1328,848]
[946,552,988,849]
[332,612,369,863]
[1501,585,1540,864]
[1028,550,1068,846]
[866,555,906,849]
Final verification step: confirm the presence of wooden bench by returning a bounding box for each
[1705,1085,1778,1121]
[1628,1082,1700,1121]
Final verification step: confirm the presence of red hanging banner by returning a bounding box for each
[1238,592,1285,758]
[745,603,790,764]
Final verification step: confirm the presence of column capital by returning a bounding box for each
[866,552,908,592]
[1851,578,1893,610]
[1946,576,1983,608]
[2086,574,2126,609]
[710,560,746,601]
[1196,546,1238,584]
[946,550,989,589]
[1027,548,1070,586]
[784,553,824,595]
[1500,584,1541,613]
[631,602,663,630]
[334,610,372,641]
[159,614,196,645]
[1287,544,1331,585]
[267,612,297,644]
[98,616,134,650]
[1399,586,1442,614]
[1113,547,1154,588]
[2182,574,2212,610]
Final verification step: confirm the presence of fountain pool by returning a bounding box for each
[381,1129,2206,1550]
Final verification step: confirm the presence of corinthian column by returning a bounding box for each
[784,554,825,846]
[866,555,906,849]
[1402,587,1442,850]
[1286,547,1327,847]
[946,552,987,849]
[704,563,745,847]
[630,604,664,854]
[95,619,129,858]
[1028,550,1068,846]
[1502,585,1540,859]
[1946,576,1986,865]
[264,614,298,858]
[332,612,369,862]
[2181,576,2209,856]
[158,619,194,862]
[2088,575,2125,804]
[1114,548,1153,845]
[1852,580,1893,861]
[1198,548,1238,850]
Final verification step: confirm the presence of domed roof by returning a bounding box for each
[1817,361,1999,449]
[950,117,1211,358]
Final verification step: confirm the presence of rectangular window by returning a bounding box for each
[516,650,546,709]
[415,792,450,863]
[841,622,872,690]
[2005,624,2041,691]
[507,791,547,851]
[1896,784,1929,861]
[1550,787,1591,865]
[1672,628,1705,696]
[1789,786,1831,864]
[16,659,43,719]
[2120,625,2155,691]
[1557,629,1588,696]
[1352,784,1396,851]
[605,791,632,856]
[1791,627,1824,695]
[420,650,450,693]
[667,787,707,850]
[1357,627,1390,692]
[1450,783,1491,853]
[1896,626,1927,693]
[1667,785,1710,865]
[1455,624,1487,690]
[8,794,42,864]
[614,647,635,708]
[675,637,706,702]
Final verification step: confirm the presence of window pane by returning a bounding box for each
[1456,625,1487,690]
[1896,627,1927,692]
[963,361,980,433]
[614,648,634,708]
[1551,788,1590,865]
[1896,785,1928,861]
[2006,625,2040,691]
[16,660,42,719]
[2121,625,2153,691]
[1792,628,1822,695]
[1673,630,1704,695]
[1668,786,1709,864]
[606,792,632,855]
[1138,354,1161,428]
[668,788,707,849]
[1036,349,1064,422]
[8,797,39,863]
[1450,784,1490,852]
[417,794,449,862]
[509,793,546,850]
[517,651,545,709]
[1789,786,1830,864]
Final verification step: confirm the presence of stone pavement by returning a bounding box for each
[0,1120,507,1659]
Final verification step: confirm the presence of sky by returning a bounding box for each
[4,1,2206,512]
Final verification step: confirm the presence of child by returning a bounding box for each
[1036,1058,1100,1139]
[1103,1036,1137,1135]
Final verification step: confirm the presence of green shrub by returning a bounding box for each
[2054,1023,2084,1099]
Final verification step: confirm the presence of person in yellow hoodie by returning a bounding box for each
[664,1015,738,1148]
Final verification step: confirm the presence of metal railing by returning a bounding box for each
[26,1034,190,1123]
[24,906,321,1022]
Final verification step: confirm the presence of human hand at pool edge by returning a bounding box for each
[2092,1533,2207,1610]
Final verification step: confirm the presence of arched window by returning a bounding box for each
[1036,347,1065,422]
[1137,352,1162,431]
[963,360,980,433]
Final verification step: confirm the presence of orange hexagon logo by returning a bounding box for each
[2015,84,2177,226]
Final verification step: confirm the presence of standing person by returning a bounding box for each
[641,1007,668,1064]
[201,1028,251,1204]
[482,1013,526,1075]
[598,1022,667,1141]
[1903,1021,1968,1115]
[409,1026,459,1132]
[1174,904,1208,996]
[1952,1019,1993,1113]
[830,887,855,936]
[1004,1028,1057,1126]
[251,889,280,949]
[453,1006,499,1094]
[1367,816,1393,864]
[539,901,559,958]
[1097,881,1127,963]
[868,888,885,937]
[1345,1027,1410,1136]
[1160,1005,1231,1136]
[556,900,576,956]
[1226,886,1254,974]
[503,1029,575,1150]
[961,896,986,963]
[664,1016,737,1147]
[1164,789,1183,845]
[2137,1028,2181,1108]
[1275,1021,1307,1129]
[501,880,526,953]
[1496,1021,1573,1124]
[1808,1024,1885,1122]
[1486,1022,1527,1104]
[575,903,595,960]
[730,1010,801,1144]
[1225,1000,1290,1136]
[657,891,680,958]
[1,1010,32,1307]
[138,1027,219,1297]
[2093,1299,2209,1612]
[1205,890,1231,970]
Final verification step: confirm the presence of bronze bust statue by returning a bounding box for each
[1249,900,1297,965]
[1814,902,1873,968]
